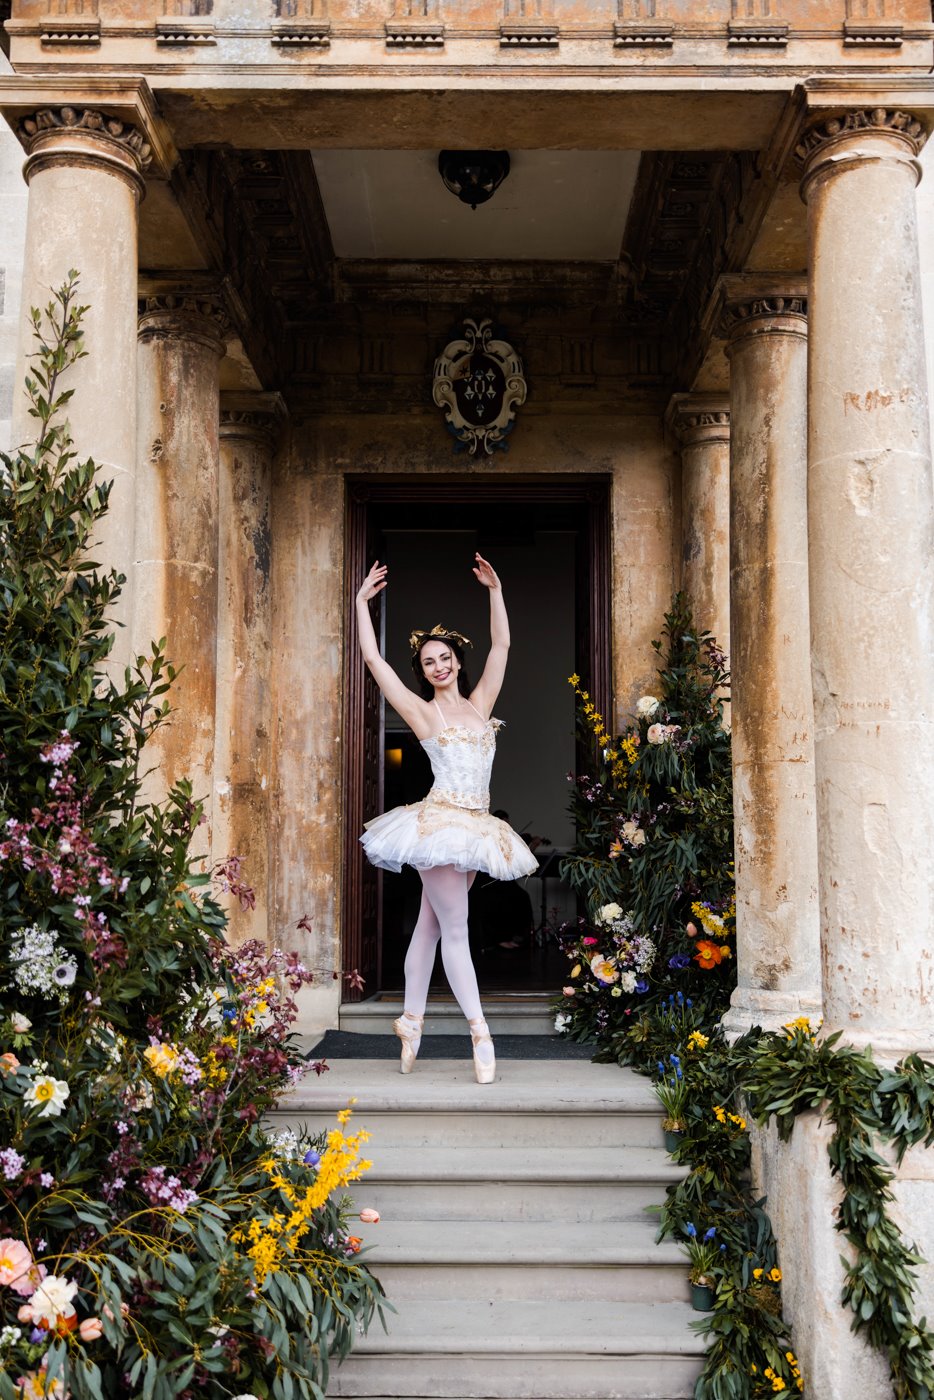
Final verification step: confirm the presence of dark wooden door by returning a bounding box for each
[342,475,610,995]
[342,487,383,999]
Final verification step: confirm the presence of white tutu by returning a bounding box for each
[361,795,539,881]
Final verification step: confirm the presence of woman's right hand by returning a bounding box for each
[357,561,388,604]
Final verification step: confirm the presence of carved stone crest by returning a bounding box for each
[432,319,527,456]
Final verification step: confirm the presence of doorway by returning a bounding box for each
[342,477,611,999]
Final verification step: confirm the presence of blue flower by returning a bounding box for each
[687,999,693,1009]
[719,1244,727,1253]
[668,954,691,970]
[685,1223,697,1238]
[669,1054,681,1066]
[221,1005,237,1021]
[303,1150,321,1167]
[675,1067,683,1080]
[657,1060,666,1075]
[635,978,649,994]
[703,1227,717,1242]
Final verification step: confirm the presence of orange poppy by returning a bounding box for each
[694,939,723,970]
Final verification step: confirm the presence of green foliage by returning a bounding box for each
[745,1027,934,1400]
[555,595,735,1045]
[0,278,386,1400]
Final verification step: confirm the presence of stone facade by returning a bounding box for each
[2,5,934,1391]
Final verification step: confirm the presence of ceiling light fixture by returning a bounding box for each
[438,150,511,210]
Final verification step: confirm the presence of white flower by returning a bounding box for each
[230,1394,261,1399]
[646,723,666,744]
[596,902,623,926]
[52,960,77,988]
[611,986,623,998]
[631,829,647,847]
[637,696,660,717]
[554,1013,571,1033]
[23,1075,70,1118]
[618,970,637,993]
[27,1273,78,1325]
[10,1015,31,1035]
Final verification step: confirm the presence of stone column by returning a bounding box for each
[213,395,282,945]
[135,282,229,853]
[9,106,151,666]
[720,283,822,1036]
[666,394,731,655]
[800,107,934,1057]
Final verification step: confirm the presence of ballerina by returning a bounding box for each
[355,553,538,1084]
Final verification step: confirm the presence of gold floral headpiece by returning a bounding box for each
[409,624,473,656]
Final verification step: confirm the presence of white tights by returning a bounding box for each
[403,865,484,1023]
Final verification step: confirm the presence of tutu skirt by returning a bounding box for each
[361,795,539,881]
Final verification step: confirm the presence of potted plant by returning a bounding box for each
[683,1224,720,1309]
[654,1054,688,1151]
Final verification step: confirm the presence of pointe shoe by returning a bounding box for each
[392,1012,423,1074]
[469,1018,496,1085]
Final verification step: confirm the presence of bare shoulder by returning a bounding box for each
[404,693,440,740]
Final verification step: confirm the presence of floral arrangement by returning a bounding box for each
[555,596,734,1046]
[0,279,385,1400]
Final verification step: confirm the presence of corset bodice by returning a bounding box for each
[420,721,501,811]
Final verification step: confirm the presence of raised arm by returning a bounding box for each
[469,553,510,716]
[355,562,432,736]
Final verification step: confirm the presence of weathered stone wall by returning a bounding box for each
[0,54,27,453]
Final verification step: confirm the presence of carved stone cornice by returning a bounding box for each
[137,282,231,356]
[219,392,286,450]
[796,108,929,199]
[16,106,151,196]
[666,394,731,449]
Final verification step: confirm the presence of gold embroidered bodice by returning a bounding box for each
[420,708,502,812]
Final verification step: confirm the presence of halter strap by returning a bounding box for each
[432,697,488,732]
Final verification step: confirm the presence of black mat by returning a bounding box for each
[310,1030,596,1061]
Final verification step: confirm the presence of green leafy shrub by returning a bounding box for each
[0,278,385,1400]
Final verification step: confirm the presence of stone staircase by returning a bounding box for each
[273,1055,704,1399]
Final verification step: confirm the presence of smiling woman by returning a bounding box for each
[354,553,538,1085]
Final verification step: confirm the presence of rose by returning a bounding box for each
[23,1076,69,1118]
[596,902,622,924]
[10,1015,31,1035]
[24,1274,77,1327]
[646,723,666,744]
[562,986,575,997]
[582,936,599,947]
[631,829,646,847]
[636,695,660,717]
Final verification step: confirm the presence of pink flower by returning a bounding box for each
[0,1053,20,1078]
[0,1239,40,1296]
[582,937,598,947]
[562,986,576,997]
[79,1316,104,1341]
[358,1208,380,1224]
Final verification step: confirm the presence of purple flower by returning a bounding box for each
[668,954,691,970]
[39,1171,54,1188]
[635,979,649,994]
[0,1148,25,1181]
[303,1150,321,1167]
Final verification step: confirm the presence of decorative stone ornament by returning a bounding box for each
[432,319,527,457]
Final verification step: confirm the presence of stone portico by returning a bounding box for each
[2,4,934,1392]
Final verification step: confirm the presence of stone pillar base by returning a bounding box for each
[751,1113,934,1400]
[721,987,822,1039]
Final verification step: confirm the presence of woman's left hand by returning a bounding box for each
[473,553,501,591]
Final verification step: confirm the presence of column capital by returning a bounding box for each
[718,275,808,352]
[796,107,928,201]
[16,106,151,199]
[220,392,287,449]
[665,393,730,449]
[138,276,231,357]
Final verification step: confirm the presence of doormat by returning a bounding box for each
[309,1030,596,1061]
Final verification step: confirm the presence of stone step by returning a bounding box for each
[354,1145,683,1223]
[335,1299,704,1399]
[339,996,558,1037]
[276,1058,664,1148]
[360,1219,690,1303]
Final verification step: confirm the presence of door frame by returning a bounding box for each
[341,474,612,998]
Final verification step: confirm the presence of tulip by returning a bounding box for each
[358,1208,380,1224]
[79,1317,104,1341]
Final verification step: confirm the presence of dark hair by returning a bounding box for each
[411,635,472,701]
